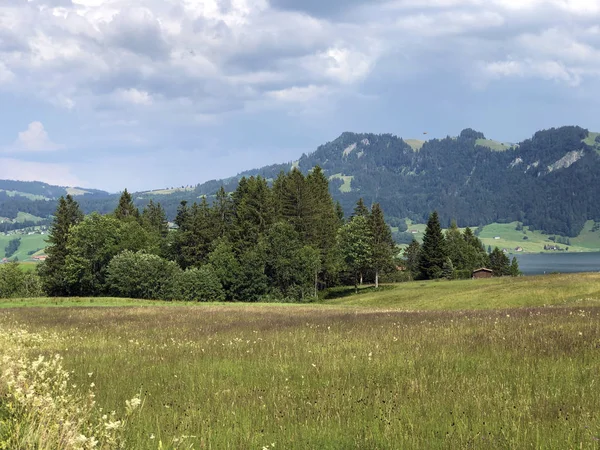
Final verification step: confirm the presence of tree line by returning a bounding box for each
[30,168,398,302]
[404,211,520,280]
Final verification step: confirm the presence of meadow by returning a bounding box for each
[1,274,600,449]
[401,220,600,253]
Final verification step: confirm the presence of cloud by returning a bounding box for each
[11,122,64,152]
[0,158,81,186]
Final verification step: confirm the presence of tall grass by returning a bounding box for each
[1,302,599,449]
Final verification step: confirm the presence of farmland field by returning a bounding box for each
[1,274,600,449]
[403,220,600,253]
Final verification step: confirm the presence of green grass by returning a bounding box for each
[326,273,600,310]
[571,220,600,250]
[402,220,600,253]
[404,139,425,151]
[329,173,354,193]
[475,139,514,151]
[583,131,600,153]
[0,233,47,261]
[15,212,45,223]
[1,275,600,448]
[0,190,49,201]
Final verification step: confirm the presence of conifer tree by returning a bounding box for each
[403,240,421,278]
[418,211,447,279]
[212,186,234,239]
[509,257,521,277]
[489,247,510,276]
[353,198,369,217]
[38,195,83,296]
[114,189,139,220]
[368,203,396,288]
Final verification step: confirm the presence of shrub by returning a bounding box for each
[0,262,43,298]
[106,251,180,300]
[173,266,225,302]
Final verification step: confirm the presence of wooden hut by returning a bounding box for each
[472,268,493,279]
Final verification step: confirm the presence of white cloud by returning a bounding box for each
[115,88,154,106]
[0,0,599,125]
[11,122,64,152]
[0,158,81,186]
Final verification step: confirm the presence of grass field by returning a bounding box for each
[329,174,354,193]
[402,220,600,253]
[1,274,600,448]
[0,233,47,260]
[475,139,514,151]
[404,139,425,151]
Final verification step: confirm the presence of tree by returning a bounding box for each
[4,238,21,258]
[208,239,241,301]
[337,215,372,292]
[403,240,421,278]
[106,250,180,300]
[141,200,169,255]
[212,186,234,239]
[173,266,225,302]
[489,247,510,277]
[445,221,466,272]
[114,189,139,220]
[509,257,521,277]
[352,198,369,218]
[0,262,43,298]
[418,211,447,280]
[38,195,83,296]
[63,213,146,296]
[368,203,396,288]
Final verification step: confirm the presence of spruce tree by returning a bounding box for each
[38,195,83,296]
[489,247,510,276]
[212,186,234,239]
[403,240,421,278]
[353,198,369,217]
[418,211,447,280]
[368,203,396,288]
[509,257,521,277]
[114,188,139,220]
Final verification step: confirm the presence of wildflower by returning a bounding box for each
[105,420,122,430]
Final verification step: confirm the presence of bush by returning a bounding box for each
[106,251,180,300]
[173,266,225,302]
[380,270,413,283]
[453,269,473,280]
[0,262,43,298]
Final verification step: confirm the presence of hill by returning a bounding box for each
[1,126,600,240]
[190,126,600,237]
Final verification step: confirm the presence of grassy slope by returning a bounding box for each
[326,273,600,310]
[329,173,354,193]
[2,272,599,311]
[475,138,513,151]
[1,280,599,448]
[0,234,47,260]
[403,220,600,253]
[404,139,425,151]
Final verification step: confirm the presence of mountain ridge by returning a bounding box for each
[1,125,599,237]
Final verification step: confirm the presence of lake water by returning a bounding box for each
[514,252,600,275]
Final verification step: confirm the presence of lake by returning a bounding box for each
[514,252,600,275]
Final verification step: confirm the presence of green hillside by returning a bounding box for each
[475,138,514,151]
[0,233,47,261]
[401,220,600,253]
[326,272,600,310]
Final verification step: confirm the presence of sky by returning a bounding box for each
[0,0,599,192]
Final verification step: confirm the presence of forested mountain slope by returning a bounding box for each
[193,126,600,237]
[1,126,599,237]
